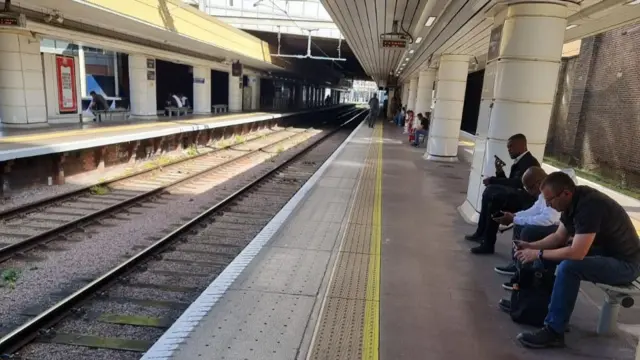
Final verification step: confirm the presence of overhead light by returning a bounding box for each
[416,37,423,44]
[566,24,578,30]
[405,57,410,61]
[425,16,436,27]
[409,49,414,54]
[627,0,640,4]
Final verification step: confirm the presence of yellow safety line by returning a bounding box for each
[0,112,267,143]
[362,123,382,360]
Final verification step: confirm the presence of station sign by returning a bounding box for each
[381,39,407,49]
[0,13,25,28]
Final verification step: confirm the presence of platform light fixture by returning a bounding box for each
[405,57,410,61]
[425,16,436,27]
[409,49,414,54]
[627,0,640,5]
[415,37,423,44]
[566,24,578,30]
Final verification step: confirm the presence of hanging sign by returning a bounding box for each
[194,77,205,84]
[55,55,78,113]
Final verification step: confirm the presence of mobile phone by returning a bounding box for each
[494,155,506,167]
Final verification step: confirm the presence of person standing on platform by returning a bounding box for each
[367,93,379,128]
[89,91,110,122]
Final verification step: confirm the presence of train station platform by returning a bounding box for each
[141,119,638,360]
[0,107,342,162]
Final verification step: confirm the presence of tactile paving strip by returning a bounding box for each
[309,125,382,360]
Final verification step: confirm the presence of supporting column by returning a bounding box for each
[250,76,260,110]
[386,88,396,118]
[459,2,568,222]
[426,54,469,162]
[0,32,47,125]
[407,77,418,111]
[228,72,242,112]
[415,69,436,116]
[192,66,211,114]
[129,55,157,118]
[401,83,410,108]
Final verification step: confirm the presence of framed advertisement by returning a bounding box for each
[55,55,78,113]
[487,24,503,62]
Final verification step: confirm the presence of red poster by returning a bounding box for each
[56,55,78,113]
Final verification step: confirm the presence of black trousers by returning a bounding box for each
[475,184,536,247]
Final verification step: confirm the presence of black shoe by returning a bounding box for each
[502,281,515,291]
[470,244,494,255]
[494,263,517,276]
[498,298,511,313]
[517,326,565,348]
[464,233,483,242]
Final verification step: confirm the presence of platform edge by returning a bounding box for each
[140,119,366,360]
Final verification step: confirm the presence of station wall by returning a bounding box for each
[546,22,640,193]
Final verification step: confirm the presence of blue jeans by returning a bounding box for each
[394,113,403,126]
[412,129,428,145]
[545,256,640,333]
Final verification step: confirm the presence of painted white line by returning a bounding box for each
[141,119,366,360]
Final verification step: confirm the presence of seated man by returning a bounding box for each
[466,134,541,254]
[394,106,406,127]
[492,167,561,284]
[514,172,640,348]
[89,91,110,122]
[411,112,430,147]
[164,93,183,116]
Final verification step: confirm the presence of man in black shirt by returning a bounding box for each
[89,91,110,122]
[514,171,640,348]
[467,133,541,254]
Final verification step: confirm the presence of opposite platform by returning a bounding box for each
[0,106,344,162]
[142,119,637,359]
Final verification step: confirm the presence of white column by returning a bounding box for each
[249,76,260,110]
[228,73,242,112]
[459,2,568,222]
[78,46,87,97]
[415,69,436,116]
[192,66,211,114]
[401,83,410,107]
[426,54,469,162]
[386,88,395,118]
[0,33,47,125]
[407,77,418,111]
[129,54,157,117]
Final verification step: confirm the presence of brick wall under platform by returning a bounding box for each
[545,23,640,192]
[0,117,287,194]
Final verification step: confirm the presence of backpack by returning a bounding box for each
[509,266,555,327]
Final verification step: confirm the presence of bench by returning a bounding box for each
[212,104,228,114]
[594,280,640,334]
[93,108,129,122]
[165,106,189,117]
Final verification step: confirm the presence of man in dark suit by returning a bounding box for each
[466,133,541,254]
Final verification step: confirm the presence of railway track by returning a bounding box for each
[0,109,357,264]
[0,109,366,359]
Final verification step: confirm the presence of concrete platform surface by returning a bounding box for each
[0,107,343,162]
[141,120,637,360]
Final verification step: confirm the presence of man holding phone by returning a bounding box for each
[513,171,640,348]
[492,167,561,285]
[466,134,541,254]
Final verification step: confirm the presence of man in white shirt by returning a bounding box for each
[492,167,560,280]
